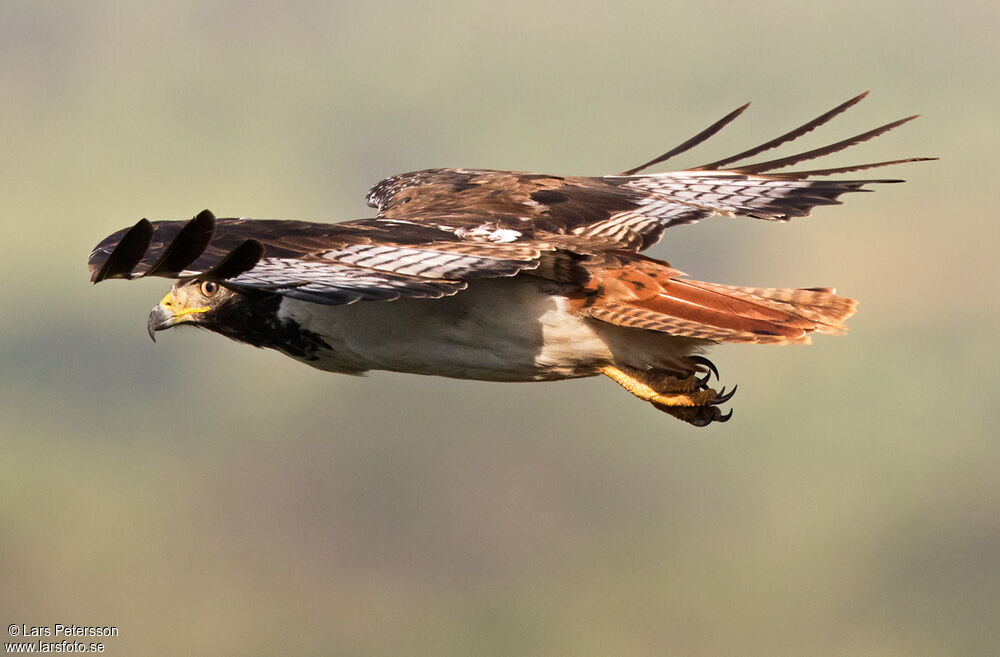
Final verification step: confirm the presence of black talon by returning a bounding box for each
[689,355,719,382]
[717,409,734,423]
[697,371,712,389]
[712,385,738,405]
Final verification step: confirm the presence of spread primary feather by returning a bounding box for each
[88,94,931,426]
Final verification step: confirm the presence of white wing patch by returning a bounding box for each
[454,225,523,243]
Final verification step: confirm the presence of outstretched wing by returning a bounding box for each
[90,94,932,305]
[88,211,551,305]
[366,92,933,250]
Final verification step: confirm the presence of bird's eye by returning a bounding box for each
[199,281,219,297]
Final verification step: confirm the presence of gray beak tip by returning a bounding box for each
[147,304,174,343]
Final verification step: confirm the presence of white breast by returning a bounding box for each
[275,277,616,381]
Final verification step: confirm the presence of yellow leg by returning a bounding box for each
[600,364,716,405]
[600,363,735,426]
[641,368,705,395]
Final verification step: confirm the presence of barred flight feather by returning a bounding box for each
[89,212,544,306]
[364,92,931,250]
[325,243,541,279]
[229,258,465,304]
[87,94,928,426]
[694,91,871,171]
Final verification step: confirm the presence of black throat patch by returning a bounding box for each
[207,291,331,361]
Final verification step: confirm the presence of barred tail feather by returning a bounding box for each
[683,281,857,335]
[582,258,857,345]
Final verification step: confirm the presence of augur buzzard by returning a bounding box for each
[88,93,931,426]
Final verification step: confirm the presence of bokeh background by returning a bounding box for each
[2,1,997,655]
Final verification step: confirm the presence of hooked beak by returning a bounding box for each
[147,302,179,342]
[147,292,210,342]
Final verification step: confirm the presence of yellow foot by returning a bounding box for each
[600,361,736,427]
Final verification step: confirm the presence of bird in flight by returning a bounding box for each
[89,93,931,426]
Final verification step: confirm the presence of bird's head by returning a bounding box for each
[145,279,328,360]
[146,279,240,341]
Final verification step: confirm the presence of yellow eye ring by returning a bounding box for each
[200,281,219,297]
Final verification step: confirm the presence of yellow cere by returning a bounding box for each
[160,292,210,317]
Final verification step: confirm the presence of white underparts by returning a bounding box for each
[274,277,701,381]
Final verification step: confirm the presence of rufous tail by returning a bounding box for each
[581,256,857,345]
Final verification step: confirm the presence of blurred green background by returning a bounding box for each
[1,1,997,655]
